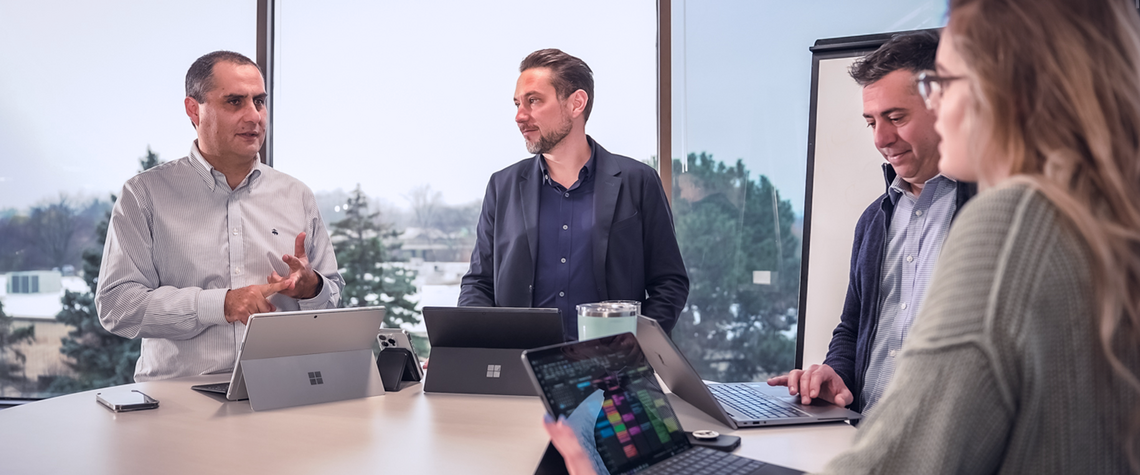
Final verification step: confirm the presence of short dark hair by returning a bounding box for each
[186,51,260,102]
[849,30,940,87]
[519,48,595,122]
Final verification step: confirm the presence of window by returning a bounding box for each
[0,2,255,399]
[271,0,657,354]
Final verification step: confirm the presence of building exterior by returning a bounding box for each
[0,272,83,396]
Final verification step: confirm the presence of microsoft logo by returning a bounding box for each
[486,364,502,378]
[308,371,324,385]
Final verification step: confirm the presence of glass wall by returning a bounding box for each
[271,0,657,352]
[0,1,255,399]
[669,0,947,382]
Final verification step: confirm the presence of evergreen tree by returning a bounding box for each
[0,300,36,395]
[138,146,161,170]
[671,152,801,382]
[48,148,161,393]
[331,185,419,328]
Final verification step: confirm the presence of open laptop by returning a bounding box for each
[636,317,862,428]
[191,306,386,411]
[522,333,803,475]
[421,306,564,396]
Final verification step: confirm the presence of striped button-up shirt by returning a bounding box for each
[860,174,958,414]
[96,143,344,382]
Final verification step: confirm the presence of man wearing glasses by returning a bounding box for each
[767,31,976,415]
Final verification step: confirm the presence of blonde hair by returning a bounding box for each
[949,0,1140,469]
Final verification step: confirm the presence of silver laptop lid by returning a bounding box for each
[635,316,740,428]
[226,306,386,400]
[636,316,863,427]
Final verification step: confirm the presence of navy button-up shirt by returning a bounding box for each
[533,152,599,339]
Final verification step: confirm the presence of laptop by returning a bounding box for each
[191,306,386,411]
[636,317,862,428]
[421,306,564,396]
[522,333,803,475]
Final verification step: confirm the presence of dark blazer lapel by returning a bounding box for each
[593,144,621,299]
[520,156,542,265]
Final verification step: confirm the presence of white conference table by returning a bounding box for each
[0,376,856,474]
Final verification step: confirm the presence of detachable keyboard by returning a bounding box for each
[190,382,230,395]
[708,384,810,420]
[642,446,766,475]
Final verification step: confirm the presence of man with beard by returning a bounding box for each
[459,49,688,339]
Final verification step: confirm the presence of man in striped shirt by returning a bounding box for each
[767,32,975,415]
[96,51,344,382]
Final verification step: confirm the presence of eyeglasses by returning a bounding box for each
[916,71,964,110]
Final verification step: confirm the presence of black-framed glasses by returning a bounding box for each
[917,71,964,110]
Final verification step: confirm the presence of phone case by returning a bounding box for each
[377,329,423,380]
[96,390,160,412]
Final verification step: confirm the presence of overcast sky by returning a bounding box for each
[0,0,945,215]
[270,0,657,210]
[0,0,255,210]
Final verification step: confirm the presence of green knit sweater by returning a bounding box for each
[817,184,1137,474]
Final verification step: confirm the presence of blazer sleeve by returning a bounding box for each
[458,178,498,307]
[638,169,690,334]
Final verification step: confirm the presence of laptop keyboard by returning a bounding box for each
[641,446,765,475]
[708,384,809,419]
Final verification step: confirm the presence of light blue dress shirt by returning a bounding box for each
[860,174,958,414]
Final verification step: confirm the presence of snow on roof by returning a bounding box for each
[0,276,89,320]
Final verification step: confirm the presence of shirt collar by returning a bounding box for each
[537,145,596,187]
[888,174,955,204]
[189,140,262,191]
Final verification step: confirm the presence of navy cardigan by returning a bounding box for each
[822,164,976,413]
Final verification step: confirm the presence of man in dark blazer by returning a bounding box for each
[459,49,689,339]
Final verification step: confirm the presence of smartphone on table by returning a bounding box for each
[96,390,159,412]
[377,328,424,380]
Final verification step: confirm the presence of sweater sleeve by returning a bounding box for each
[814,186,1035,474]
[822,202,880,395]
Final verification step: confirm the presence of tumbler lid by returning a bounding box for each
[577,301,639,318]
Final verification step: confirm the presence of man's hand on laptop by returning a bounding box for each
[224,281,292,325]
[267,232,321,300]
[766,363,853,407]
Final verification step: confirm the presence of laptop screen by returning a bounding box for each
[525,333,691,475]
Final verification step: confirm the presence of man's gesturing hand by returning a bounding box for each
[224,280,293,325]
[267,232,321,300]
[766,363,853,407]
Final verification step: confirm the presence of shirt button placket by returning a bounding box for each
[228,195,245,287]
